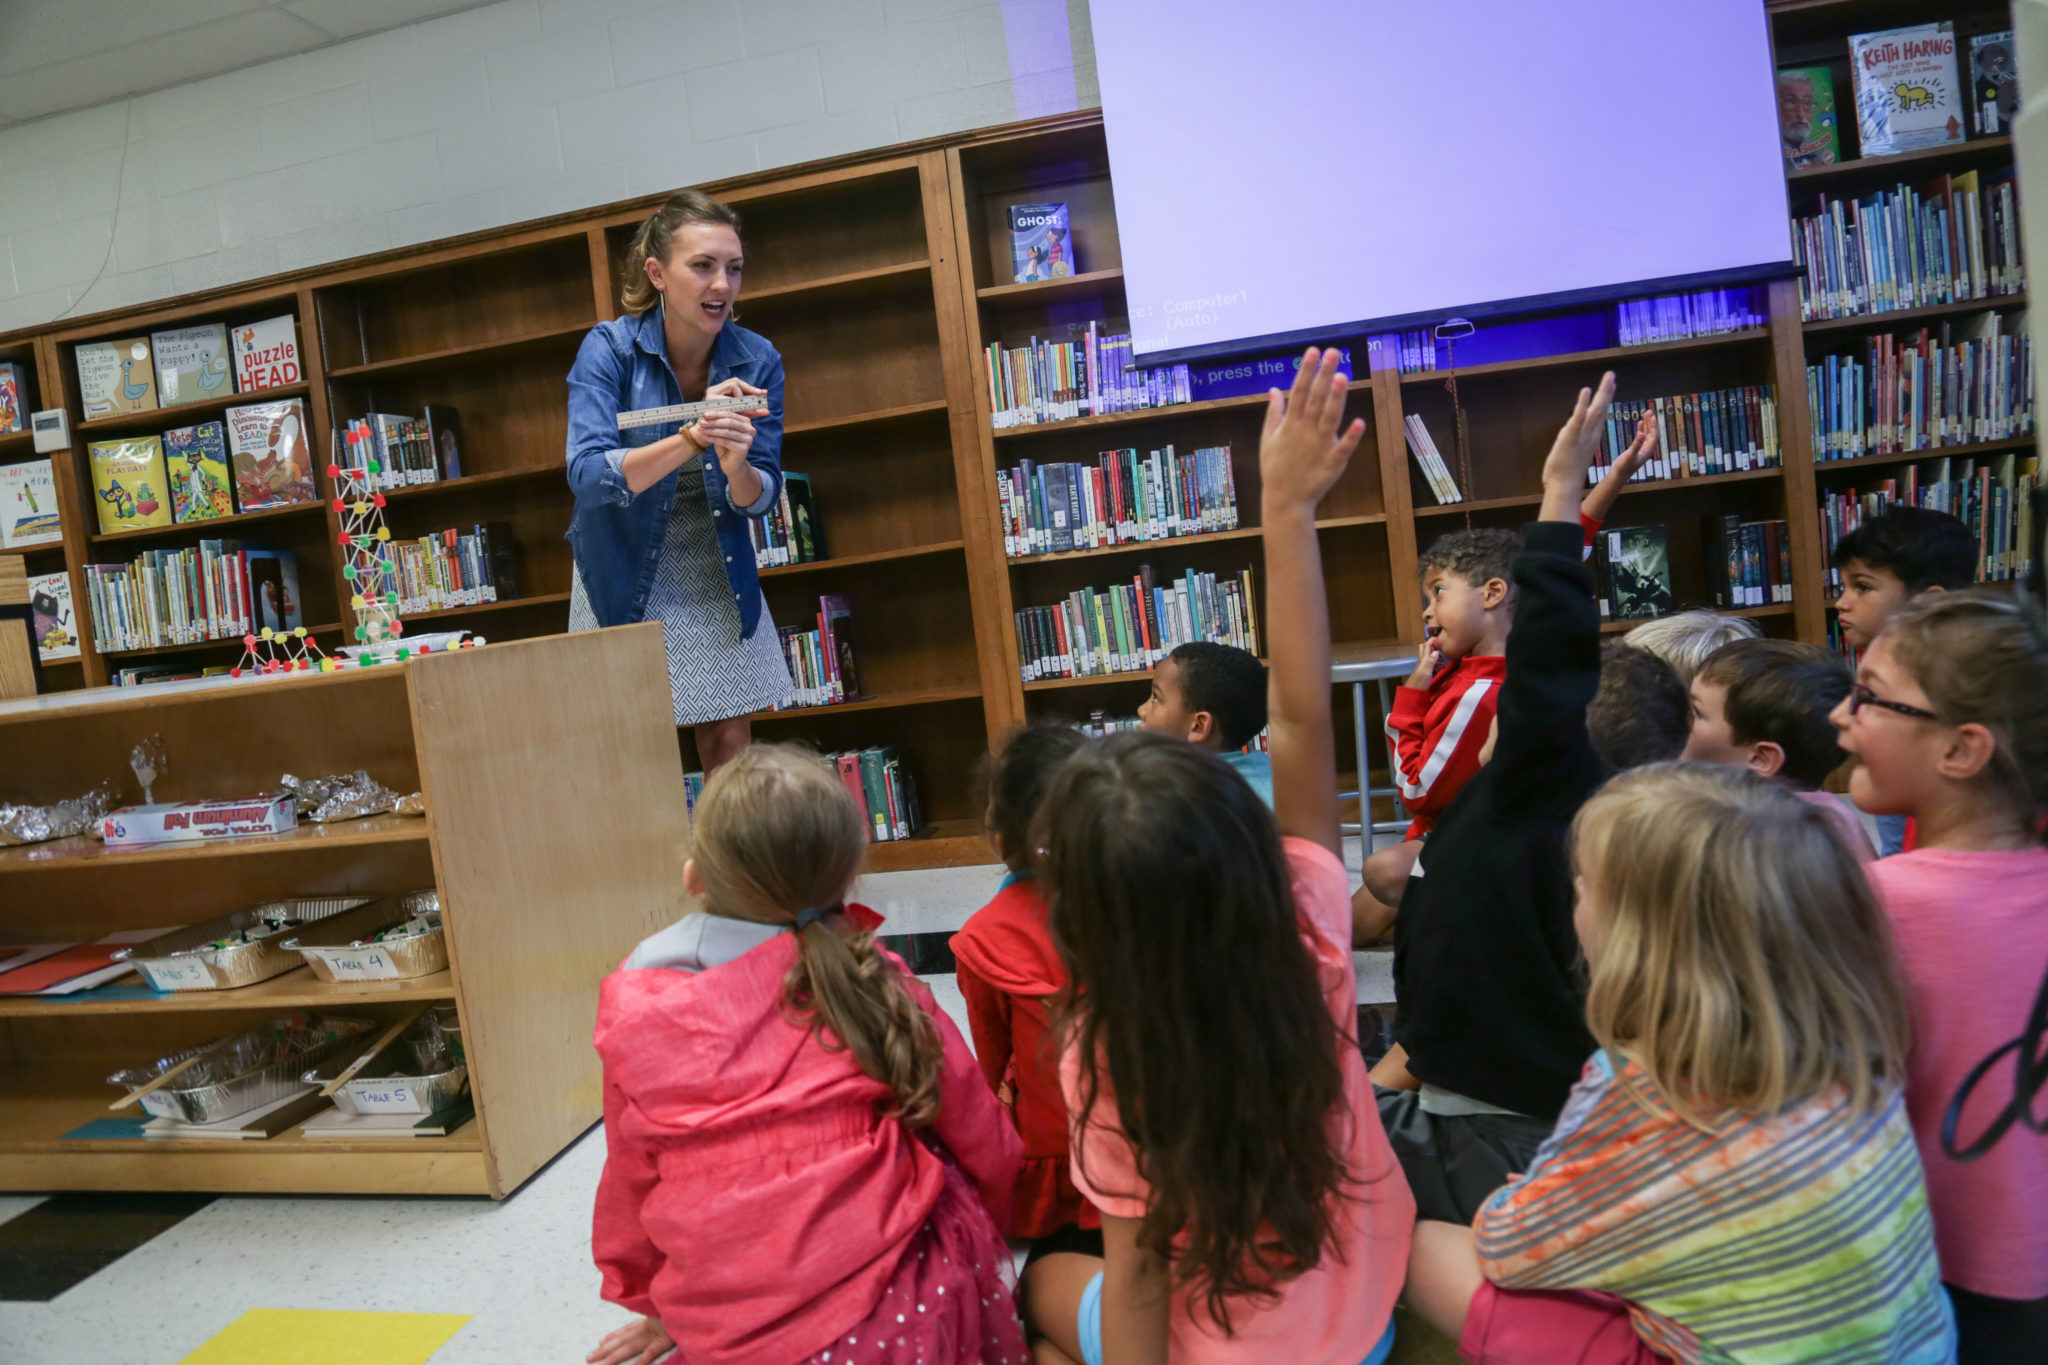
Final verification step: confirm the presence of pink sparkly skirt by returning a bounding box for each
[796,1153,1029,1365]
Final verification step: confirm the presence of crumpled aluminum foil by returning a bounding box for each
[0,783,117,847]
[393,791,428,818]
[279,770,398,823]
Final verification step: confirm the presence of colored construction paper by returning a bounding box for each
[179,1309,470,1364]
[61,1116,150,1140]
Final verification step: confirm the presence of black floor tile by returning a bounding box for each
[0,1193,213,1301]
[879,931,957,976]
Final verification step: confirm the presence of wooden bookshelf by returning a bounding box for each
[0,627,686,1197]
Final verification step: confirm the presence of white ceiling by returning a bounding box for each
[0,0,503,128]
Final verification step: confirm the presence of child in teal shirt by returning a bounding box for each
[1139,641,1272,806]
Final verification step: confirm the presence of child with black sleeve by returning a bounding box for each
[1374,373,1691,1225]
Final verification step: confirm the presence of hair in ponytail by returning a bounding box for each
[618,189,743,315]
[688,744,944,1125]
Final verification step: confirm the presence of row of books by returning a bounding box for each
[1015,566,1260,682]
[998,445,1238,556]
[0,458,61,548]
[88,398,317,534]
[383,525,515,615]
[1405,416,1463,505]
[1590,389,1783,484]
[749,472,824,569]
[75,315,300,418]
[82,544,303,654]
[770,595,858,710]
[1705,517,1797,610]
[1614,289,1765,348]
[336,408,463,490]
[1820,451,2039,590]
[1805,313,2033,460]
[1780,25,2017,170]
[681,745,922,843]
[1792,171,2023,323]
[984,324,1194,428]
[1383,330,1443,375]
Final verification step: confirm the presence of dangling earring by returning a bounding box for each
[728,304,740,323]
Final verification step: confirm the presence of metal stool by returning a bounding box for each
[1332,643,1418,847]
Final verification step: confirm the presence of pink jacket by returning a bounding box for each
[592,928,1024,1365]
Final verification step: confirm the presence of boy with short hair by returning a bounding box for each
[1683,638,1874,859]
[1137,640,1273,805]
[1830,505,1977,854]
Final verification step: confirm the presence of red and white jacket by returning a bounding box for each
[1386,653,1508,837]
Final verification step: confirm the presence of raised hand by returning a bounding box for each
[1260,347,1367,515]
[1612,411,1658,482]
[1538,370,1617,523]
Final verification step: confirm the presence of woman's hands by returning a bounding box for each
[696,377,770,508]
[587,1314,673,1365]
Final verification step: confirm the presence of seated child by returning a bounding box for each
[1684,637,1873,857]
[1833,589,2048,1362]
[1830,504,1978,855]
[1376,373,1691,1224]
[1137,640,1272,805]
[1621,607,1762,687]
[949,724,1100,1248]
[1403,763,1956,1365]
[1022,350,1413,1365]
[589,746,1027,1365]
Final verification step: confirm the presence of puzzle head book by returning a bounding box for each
[231,315,302,392]
[1010,202,1074,283]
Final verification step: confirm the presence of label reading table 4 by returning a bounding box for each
[324,949,399,981]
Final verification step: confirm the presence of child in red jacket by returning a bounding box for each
[588,745,1026,1365]
[950,724,1101,1252]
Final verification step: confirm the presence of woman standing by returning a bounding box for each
[566,191,790,771]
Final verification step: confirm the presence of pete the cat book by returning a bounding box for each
[163,421,235,524]
[89,437,174,534]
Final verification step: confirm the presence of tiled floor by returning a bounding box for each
[0,843,1394,1362]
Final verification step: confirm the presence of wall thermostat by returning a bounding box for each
[30,409,68,453]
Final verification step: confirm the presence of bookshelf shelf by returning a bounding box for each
[1396,329,1771,387]
[745,684,982,721]
[992,381,1371,442]
[1808,434,2038,476]
[398,591,572,625]
[378,466,563,502]
[1413,467,1786,519]
[742,260,931,305]
[0,431,36,456]
[1006,514,1387,566]
[87,500,325,545]
[1601,603,1794,635]
[864,818,988,873]
[783,399,949,438]
[757,540,964,578]
[96,623,342,662]
[1786,135,2013,187]
[0,813,430,875]
[0,968,456,1018]
[1802,292,2028,337]
[1,542,66,559]
[976,268,1126,306]
[1023,671,1151,692]
[322,322,594,380]
[73,383,314,439]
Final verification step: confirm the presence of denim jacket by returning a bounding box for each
[564,308,785,637]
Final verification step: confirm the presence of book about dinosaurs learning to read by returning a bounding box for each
[163,421,235,524]
[1970,31,2020,137]
[88,437,174,534]
[225,398,317,510]
[1010,202,1074,283]
[231,315,302,393]
[1849,22,1965,158]
[74,337,160,418]
[0,459,62,547]
[150,322,236,406]
[1776,66,1839,168]
[30,571,79,661]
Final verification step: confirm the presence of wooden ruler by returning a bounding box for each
[616,393,765,431]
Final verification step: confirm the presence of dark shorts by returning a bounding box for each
[1948,1282,2048,1365]
[1374,1085,1554,1225]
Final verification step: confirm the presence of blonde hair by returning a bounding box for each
[1573,763,1908,1126]
[619,190,743,315]
[1622,609,1763,687]
[1881,588,2048,842]
[689,745,942,1126]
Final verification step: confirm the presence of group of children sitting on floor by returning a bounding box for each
[585,353,2048,1365]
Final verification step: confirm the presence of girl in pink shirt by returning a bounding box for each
[587,745,1027,1365]
[1021,350,1414,1365]
[1831,588,2048,1364]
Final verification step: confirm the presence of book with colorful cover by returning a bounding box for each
[163,421,235,524]
[0,459,62,547]
[1970,31,2020,136]
[1777,66,1839,168]
[1010,202,1074,283]
[225,398,317,509]
[1849,22,1965,158]
[149,322,236,406]
[230,315,302,392]
[75,336,160,418]
[0,361,24,433]
[30,571,79,661]
[88,437,174,533]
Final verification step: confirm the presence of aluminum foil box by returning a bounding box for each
[102,795,296,847]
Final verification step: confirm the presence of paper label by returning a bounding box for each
[321,949,399,981]
[347,1084,426,1115]
[146,957,217,990]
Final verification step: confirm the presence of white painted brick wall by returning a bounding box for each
[0,0,1100,333]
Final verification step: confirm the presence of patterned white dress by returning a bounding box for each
[569,460,791,726]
